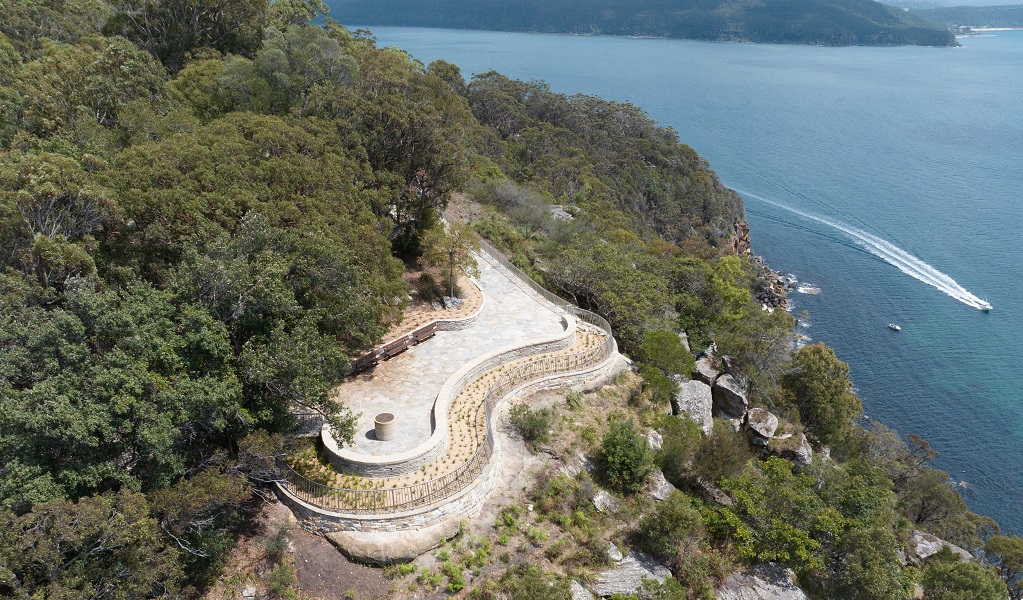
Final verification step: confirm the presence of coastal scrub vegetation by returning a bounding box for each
[0,0,1015,597]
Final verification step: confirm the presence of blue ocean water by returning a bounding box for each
[349,24,1023,533]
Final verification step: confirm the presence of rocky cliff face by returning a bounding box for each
[732,219,752,256]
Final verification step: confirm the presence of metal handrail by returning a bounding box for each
[278,227,615,515]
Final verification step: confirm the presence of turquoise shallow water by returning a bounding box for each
[342,23,1023,533]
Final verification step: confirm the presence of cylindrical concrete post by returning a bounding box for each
[374,413,396,441]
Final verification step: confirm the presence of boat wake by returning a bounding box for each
[738,189,992,311]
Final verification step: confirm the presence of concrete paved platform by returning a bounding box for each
[338,254,566,455]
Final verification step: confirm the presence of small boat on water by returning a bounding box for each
[888,323,901,331]
[979,300,992,312]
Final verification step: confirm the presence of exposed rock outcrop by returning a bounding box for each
[674,379,713,434]
[693,355,719,385]
[678,330,691,353]
[646,469,677,502]
[693,476,734,506]
[592,550,672,597]
[592,490,619,513]
[647,430,663,452]
[769,432,813,467]
[746,408,779,445]
[712,373,748,419]
[907,530,973,565]
[716,563,809,600]
[325,518,462,564]
[571,580,595,600]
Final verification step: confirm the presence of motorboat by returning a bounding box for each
[888,323,901,331]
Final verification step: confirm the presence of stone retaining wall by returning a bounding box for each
[278,456,500,533]
[277,345,625,533]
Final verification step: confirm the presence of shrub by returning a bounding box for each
[565,390,584,410]
[693,419,751,484]
[416,272,444,302]
[921,559,1007,600]
[500,564,573,600]
[265,563,298,599]
[639,491,703,562]
[509,403,557,449]
[656,415,702,486]
[600,417,651,493]
[639,364,676,407]
[263,522,290,564]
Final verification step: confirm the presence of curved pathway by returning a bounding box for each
[337,253,567,456]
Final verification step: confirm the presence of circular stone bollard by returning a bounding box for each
[374,413,396,441]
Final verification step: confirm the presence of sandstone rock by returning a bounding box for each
[326,518,461,564]
[570,580,595,600]
[647,430,663,452]
[560,453,596,478]
[592,490,619,513]
[674,379,713,434]
[747,408,780,446]
[908,530,973,565]
[694,355,719,385]
[716,563,809,600]
[607,541,624,562]
[693,476,734,507]
[712,373,748,419]
[646,469,677,502]
[678,330,691,353]
[550,205,574,221]
[592,551,671,597]
[770,433,813,467]
[722,355,744,378]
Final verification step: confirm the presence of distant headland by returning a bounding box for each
[327,0,959,47]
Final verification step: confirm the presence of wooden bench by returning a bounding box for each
[380,334,414,359]
[412,322,438,344]
[350,352,379,374]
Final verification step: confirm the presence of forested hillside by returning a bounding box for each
[0,0,1017,598]
[915,4,1023,28]
[327,0,957,46]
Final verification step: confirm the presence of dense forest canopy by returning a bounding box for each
[0,0,1015,597]
[326,0,958,46]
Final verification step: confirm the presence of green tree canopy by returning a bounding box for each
[782,343,863,448]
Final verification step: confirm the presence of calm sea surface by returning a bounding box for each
[349,24,1023,533]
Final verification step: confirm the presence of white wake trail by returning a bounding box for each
[739,190,991,310]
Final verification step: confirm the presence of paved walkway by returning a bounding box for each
[338,254,567,455]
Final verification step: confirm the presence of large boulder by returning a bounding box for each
[907,530,973,565]
[647,430,663,452]
[592,490,619,514]
[325,518,461,564]
[712,373,749,419]
[693,355,720,385]
[722,355,744,378]
[591,550,671,597]
[716,563,809,600]
[769,432,813,467]
[746,408,780,446]
[674,380,713,434]
[645,469,677,502]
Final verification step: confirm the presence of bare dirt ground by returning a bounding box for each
[290,526,394,600]
[380,267,482,342]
